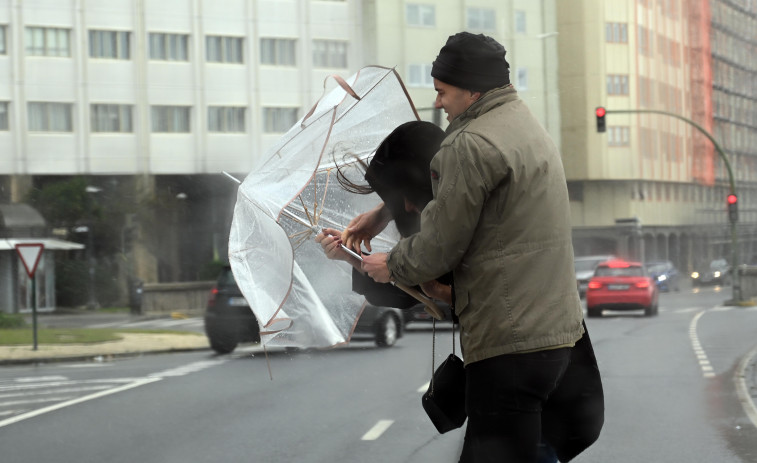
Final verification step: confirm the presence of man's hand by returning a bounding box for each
[420,280,452,305]
[342,203,392,253]
[361,252,391,283]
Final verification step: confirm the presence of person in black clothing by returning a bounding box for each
[317,120,453,307]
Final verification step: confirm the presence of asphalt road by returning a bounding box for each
[1,284,756,462]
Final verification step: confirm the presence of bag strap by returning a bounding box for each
[430,318,437,394]
[429,318,458,395]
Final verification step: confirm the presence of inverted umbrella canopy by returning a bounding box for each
[229,66,420,348]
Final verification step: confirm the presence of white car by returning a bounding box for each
[574,255,617,298]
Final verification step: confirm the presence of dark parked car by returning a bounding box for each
[691,259,731,286]
[204,266,261,354]
[204,266,405,354]
[645,260,681,292]
[403,302,454,324]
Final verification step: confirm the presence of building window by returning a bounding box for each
[260,38,296,66]
[89,30,131,59]
[606,75,629,95]
[149,33,189,61]
[467,8,496,32]
[407,63,433,87]
[0,102,8,130]
[208,106,246,133]
[517,68,529,91]
[406,4,435,27]
[313,40,347,68]
[608,126,630,146]
[206,36,243,64]
[515,10,527,34]
[637,25,653,56]
[25,27,70,57]
[0,25,6,55]
[91,104,133,133]
[263,107,298,133]
[605,22,628,43]
[151,106,190,133]
[28,102,73,132]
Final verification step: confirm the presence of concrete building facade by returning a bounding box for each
[0,0,559,290]
[557,0,756,273]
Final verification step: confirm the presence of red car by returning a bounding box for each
[586,260,659,317]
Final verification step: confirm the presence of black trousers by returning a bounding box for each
[459,324,604,462]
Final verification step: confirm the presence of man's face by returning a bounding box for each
[433,78,481,122]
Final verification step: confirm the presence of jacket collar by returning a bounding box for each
[447,84,517,133]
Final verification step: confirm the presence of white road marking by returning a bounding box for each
[0,385,110,399]
[14,376,68,383]
[148,359,227,378]
[1,396,76,407]
[0,378,146,392]
[689,311,715,379]
[0,377,161,429]
[0,358,227,428]
[62,363,114,368]
[361,419,394,440]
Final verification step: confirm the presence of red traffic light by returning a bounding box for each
[595,107,606,118]
[727,194,738,205]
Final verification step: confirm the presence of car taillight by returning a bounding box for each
[635,280,650,289]
[207,286,219,307]
[587,281,602,290]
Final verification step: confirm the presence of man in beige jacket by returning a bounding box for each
[350,32,601,462]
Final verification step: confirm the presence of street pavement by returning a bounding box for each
[2,308,757,418]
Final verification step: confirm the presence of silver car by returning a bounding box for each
[574,255,616,298]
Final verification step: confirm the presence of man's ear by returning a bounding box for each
[469,91,482,102]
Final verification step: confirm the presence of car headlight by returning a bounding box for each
[714,271,721,278]
[691,272,699,278]
[657,275,667,281]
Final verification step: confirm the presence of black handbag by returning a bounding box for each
[421,320,467,433]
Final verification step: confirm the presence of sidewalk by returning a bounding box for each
[0,311,210,366]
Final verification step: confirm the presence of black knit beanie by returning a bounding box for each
[431,32,510,93]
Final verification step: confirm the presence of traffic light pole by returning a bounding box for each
[602,108,741,303]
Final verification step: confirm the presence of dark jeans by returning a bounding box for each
[460,323,605,463]
[459,347,572,463]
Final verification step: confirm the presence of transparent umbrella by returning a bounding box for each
[228,66,437,349]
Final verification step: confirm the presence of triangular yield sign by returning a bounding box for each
[15,243,45,278]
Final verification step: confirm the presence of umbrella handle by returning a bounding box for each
[392,281,446,321]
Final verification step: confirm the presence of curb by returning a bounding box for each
[735,344,757,431]
[0,345,211,367]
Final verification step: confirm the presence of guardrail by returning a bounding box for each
[141,281,214,316]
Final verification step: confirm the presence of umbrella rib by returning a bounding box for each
[298,195,316,227]
[289,229,311,240]
[280,208,315,229]
[316,170,331,225]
